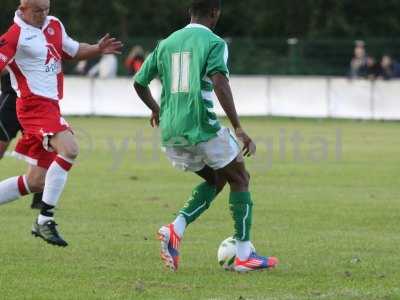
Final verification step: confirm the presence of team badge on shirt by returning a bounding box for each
[47,27,55,36]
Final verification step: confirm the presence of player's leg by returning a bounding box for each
[172,166,226,238]
[0,164,45,205]
[216,157,252,254]
[26,164,47,192]
[216,158,278,272]
[31,130,78,247]
[203,128,252,257]
[0,92,43,208]
[0,99,39,204]
[41,129,78,215]
[27,163,69,247]
[196,165,226,195]
[0,96,12,159]
[30,192,43,209]
[197,127,277,272]
[158,147,228,271]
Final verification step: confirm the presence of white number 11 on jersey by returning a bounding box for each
[171,52,191,93]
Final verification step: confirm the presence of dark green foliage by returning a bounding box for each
[1,1,399,75]
[1,0,400,38]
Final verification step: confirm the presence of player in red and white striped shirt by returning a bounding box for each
[0,0,122,246]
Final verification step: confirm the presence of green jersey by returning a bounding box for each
[134,23,229,146]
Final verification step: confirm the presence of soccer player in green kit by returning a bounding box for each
[134,0,278,272]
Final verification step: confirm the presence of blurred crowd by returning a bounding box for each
[71,40,400,80]
[73,45,145,79]
[349,40,400,80]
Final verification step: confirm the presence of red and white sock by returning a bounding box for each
[0,175,31,205]
[40,155,74,219]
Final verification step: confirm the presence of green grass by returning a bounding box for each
[1,117,400,300]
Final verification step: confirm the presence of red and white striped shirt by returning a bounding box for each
[0,11,79,101]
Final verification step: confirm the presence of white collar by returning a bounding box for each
[14,10,51,30]
[185,23,212,32]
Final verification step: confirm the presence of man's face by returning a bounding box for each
[354,46,365,59]
[20,0,50,28]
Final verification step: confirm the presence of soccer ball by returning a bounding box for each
[217,237,255,270]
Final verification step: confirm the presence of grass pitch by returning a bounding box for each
[0,117,399,300]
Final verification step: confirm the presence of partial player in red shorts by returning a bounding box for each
[0,0,122,247]
[0,71,44,209]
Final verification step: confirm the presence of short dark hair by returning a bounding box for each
[190,0,221,17]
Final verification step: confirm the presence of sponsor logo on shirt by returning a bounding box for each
[45,43,62,73]
[45,44,61,64]
[25,35,38,41]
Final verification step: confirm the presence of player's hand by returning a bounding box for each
[235,127,256,157]
[150,110,159,128]
[98,33,123,55]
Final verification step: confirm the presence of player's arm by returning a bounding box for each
[133,48,160,127]
[211,73,241,129]
[207,40,256,156]
[60,22,123,60]
[134,82,160,127]
[212,73,256,156]
[74,34,123,60]
[58,20,122,61]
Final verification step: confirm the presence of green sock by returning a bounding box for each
[179,182,217,225]
[229,191,253,241]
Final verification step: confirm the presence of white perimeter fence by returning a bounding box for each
[61,76,400,120]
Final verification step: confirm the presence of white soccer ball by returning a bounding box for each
[217,237,255,270]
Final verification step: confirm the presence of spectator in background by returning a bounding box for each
[124,46,145,75]
[88,54,118,78]
[74,58,100,76]
[365,55,380,80]
[349,40,368,78]
[377,55,400,80]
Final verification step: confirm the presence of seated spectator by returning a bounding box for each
[124,46,145,75]
[349,40,368,79]
[87,54,118,79]
[377,55,400,80]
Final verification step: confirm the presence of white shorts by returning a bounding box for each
[164,127,241,172]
